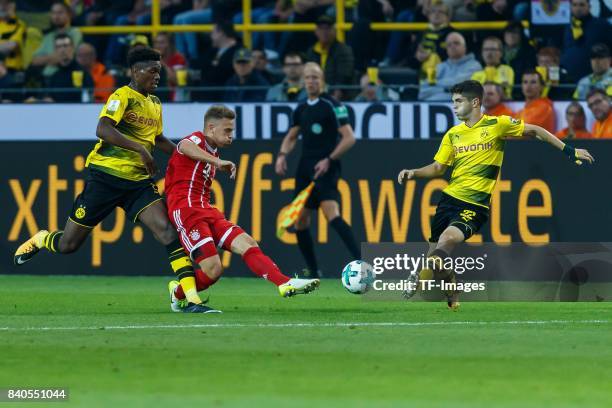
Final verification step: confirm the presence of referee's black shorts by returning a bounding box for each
[69,168,162,228]
[429,193,489,242]
[295,156,341,209]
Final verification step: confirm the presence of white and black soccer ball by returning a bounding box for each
[341,260,375,294]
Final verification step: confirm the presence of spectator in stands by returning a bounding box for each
[0,55,20,101]
[483,82,513,116]
[224,48,269,102]
[75,42,115,103]
[306,15,355,100]
[561,0,611,81]
[172,0,212,61]
[472,36,514,98]
[252,48,279,85]
[354,73,400,102]
[266,51,307,102]
[278,0,335,55]
[135,0,191,25]
[555,102,592,139]
[453,0,477,21]
[104,1,149,67]
[415,40,442,84]
[418,31,482,101]
[476,0,512,21]
[199,21,241,98]
[73,1,134,27]
[574,43,612,100]
[0,0,26,71]
[502,21,536,87]
[587,88,612,138]
[31,1,83,78]
[517,69,556,133]
[43,33,93,102]
[536,47,573,100]
[153,32,186,87]
[348,0,395,71]
[395,2,453,68]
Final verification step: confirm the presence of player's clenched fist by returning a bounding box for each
[397,169,415,185]
[216,159,236,179]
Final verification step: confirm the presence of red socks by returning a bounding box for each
[174,268,218,300]
[174,247,290,300]
[242,247,290,286]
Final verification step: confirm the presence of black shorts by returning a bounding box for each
[429,193,489,243]
[295,157,341,209]
[69,169,163,228]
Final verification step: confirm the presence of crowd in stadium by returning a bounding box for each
[0,0,611,137]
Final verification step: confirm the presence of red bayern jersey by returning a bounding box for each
[165,131,219,210]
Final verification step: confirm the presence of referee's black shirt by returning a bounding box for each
[291,93,350,160]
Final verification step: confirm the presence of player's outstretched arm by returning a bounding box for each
[398,161,448,185]
[523,123,595,165]
[178,139,236,179]
[275,126,300,176]
[96,117,157,176]
[155,133,176,155]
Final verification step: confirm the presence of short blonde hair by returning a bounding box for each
[204,105,236,126]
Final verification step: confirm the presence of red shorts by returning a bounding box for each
[169,207,244,263]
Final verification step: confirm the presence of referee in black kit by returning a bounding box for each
[275,62,361,277]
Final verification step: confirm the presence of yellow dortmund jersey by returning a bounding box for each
[0,17,26,70]
[434,114,525,208]
[86,86,163,181]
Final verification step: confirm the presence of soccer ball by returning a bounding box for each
[341,260,375,294]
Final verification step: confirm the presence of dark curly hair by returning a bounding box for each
[127,46,161,68]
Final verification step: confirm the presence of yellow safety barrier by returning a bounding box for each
[77,0,527,49]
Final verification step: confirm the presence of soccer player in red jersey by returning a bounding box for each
[164,105,320,312]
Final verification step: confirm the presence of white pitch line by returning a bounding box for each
[0,320,609,332]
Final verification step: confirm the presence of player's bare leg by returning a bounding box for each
[294,208,322,277]
[138,200,209,310]
[320,200,361,261]
[404,226,464,310]
[14,219,92,265]
[230,232,320,297]
[434,226,464,310]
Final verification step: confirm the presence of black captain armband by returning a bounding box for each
[562,143,576,159]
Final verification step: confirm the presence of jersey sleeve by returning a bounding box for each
[332,102,350,128]
[433,131,455,166]
[98,89,128,124]
[176,132,205,155]
[290,104,303,128]
[497,115,525,138]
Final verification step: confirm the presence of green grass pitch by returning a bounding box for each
[1,275,611,407]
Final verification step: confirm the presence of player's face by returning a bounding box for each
[209,118,235,147]
[304,68,323,96]
[451,93,477,120]
[133,61,161,94]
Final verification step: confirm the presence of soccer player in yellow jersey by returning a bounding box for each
[398,80,594,309]
[14,47,215,313]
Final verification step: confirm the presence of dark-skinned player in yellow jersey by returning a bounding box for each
[14,47,214,313]
[398,80,594,310]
